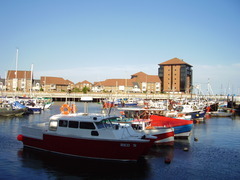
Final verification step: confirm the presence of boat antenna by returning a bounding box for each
[108,103,113,116]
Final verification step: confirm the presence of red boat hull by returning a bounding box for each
[153,130,174,145]
[21,134,154,161]
[150,115,193,127]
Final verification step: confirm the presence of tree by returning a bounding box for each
[82,86,90,94]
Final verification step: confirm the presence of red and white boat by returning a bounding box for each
[17,105,156,161]
[130,119,174,146]
[118,107,175,146]
[150,115,193,138]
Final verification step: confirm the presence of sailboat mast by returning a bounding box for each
[30,64,33,97]
[15,48,18,79]
[14,48,19,93]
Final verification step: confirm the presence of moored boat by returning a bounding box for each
[130,119,174,146]
[150,115,193,138]
[209,108,234,117]
[17,104,156,161]
[0,101,27,116]
[118,107,175,145]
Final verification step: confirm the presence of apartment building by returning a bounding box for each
[158,58,192,93]
[40,76,74,92]
[6,70,33,91]
[75,80,92,91]
[92,72,161,93]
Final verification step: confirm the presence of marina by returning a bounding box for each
[0,102,240,179]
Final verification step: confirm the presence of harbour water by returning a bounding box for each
[0,102,240,180]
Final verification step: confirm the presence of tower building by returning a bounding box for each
[158,58,193,93]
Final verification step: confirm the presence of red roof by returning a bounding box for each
[159,58,192,67]
[94,71,160,87]
[76,80,92,85]
[40,76,74,85]
[99,79,134,86]
[131,71,160,83]
[7,70,32,79]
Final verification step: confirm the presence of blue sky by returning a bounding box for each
[1,0,239,95]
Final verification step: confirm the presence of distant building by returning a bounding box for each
[32,79,41,91]
[6,70,32,91]
[75,80,92,91]
[131,72,161,93]
[158,58,193,93]
[40,76,74,92]
[0,78,5,91]
[92,71,161,93]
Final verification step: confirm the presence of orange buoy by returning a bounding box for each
[60,104,71,115]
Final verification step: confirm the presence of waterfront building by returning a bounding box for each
[32,79,41,91]
[92,79,134,93]
[158,58,193,93]
[40,76,74,92]
[0,78,6,91]
[92,72,161,93]
[6,70,32,92]
[75,80,93,91]
[131,72,161,93]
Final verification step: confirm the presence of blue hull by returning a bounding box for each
[173,124,193,135]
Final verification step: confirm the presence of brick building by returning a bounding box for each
[158,58,192,93]
[6,70,32,91]
[75,80,92,91]
[92,71,161,93]
[40,76,74,92]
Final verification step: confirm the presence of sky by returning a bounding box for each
[0,0,239,95]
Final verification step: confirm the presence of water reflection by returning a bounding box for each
[18,147,150,179]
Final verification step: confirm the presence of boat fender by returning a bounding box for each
[164,157,171,164]
[114,124,119,130]
[146,126,155,130]
[17,134,23,141]
[60,104,71,115]
[71,104,77,113]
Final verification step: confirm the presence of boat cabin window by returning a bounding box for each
[175,106,183,112]
[49,120,58,131]
[80,122,95,129]
[69,121,79,128]
[59,120,68,127]
[95,119,113,129]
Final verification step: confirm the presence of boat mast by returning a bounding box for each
[15,48,18,79]
[15,48,19,93]
[30,64,33,97]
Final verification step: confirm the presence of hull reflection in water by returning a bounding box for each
[18,147,150,179]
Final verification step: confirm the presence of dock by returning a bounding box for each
[2,92,240,103]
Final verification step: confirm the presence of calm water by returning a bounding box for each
[0,102,240,180]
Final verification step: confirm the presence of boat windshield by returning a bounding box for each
[95,119,113,129]
[49,120,58,131]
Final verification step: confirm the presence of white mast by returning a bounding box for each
[15,48,19,93]
[30,64,33,97]
[15,48,18,79]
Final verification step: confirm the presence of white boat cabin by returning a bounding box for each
[22,113,147,141]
